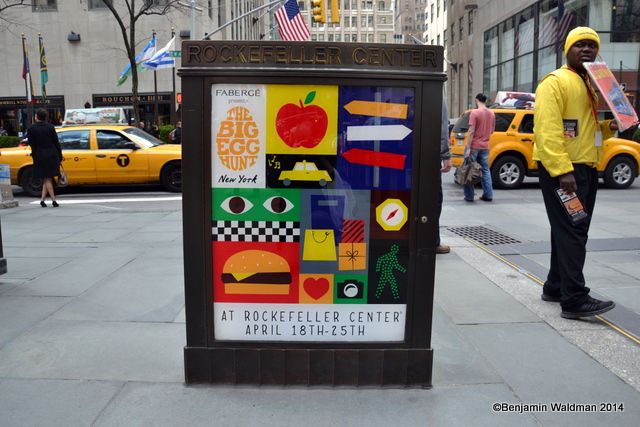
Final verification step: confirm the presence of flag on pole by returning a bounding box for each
[39,34,48,101]
[142,37,176,70]
[22,37,35,103]
[116,36,156,86]
[275,0,310,41]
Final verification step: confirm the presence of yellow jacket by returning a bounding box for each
[533,65,615,177]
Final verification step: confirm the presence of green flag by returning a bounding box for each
[39,35,48,100]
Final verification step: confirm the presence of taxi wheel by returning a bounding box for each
[604,156,636,189]
[161,162,182,192]
[491,155,525,189]
[20,167,43,197]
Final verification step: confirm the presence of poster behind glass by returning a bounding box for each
[211,83,415,342]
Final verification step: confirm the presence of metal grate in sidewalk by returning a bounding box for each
[447,225,522,246]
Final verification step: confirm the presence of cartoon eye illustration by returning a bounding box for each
[263,196,294,214]
[221,196,254,214]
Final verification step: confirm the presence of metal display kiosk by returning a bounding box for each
[179,41,444,387]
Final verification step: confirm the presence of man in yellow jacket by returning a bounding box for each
[533,27,618,319]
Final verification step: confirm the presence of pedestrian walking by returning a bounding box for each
[534,26,618,319]
[26,108,62,207]
[170,121,182,144]
[436,99,452,254]
[463,93,495,202]
[150,124,160,138]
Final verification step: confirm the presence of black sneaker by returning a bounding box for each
[561,297,615,319]
[541,292,561,303]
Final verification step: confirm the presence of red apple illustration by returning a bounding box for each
[276,91,328,148]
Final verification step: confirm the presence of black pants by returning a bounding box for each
[538,163,598,309]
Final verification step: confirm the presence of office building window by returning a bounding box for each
[32,0,56,11]
[145,0,169,6]
[468,9,474,35]
[451,23,455,44]
[430,4,434,22]
[437,0,440,17]
[352,34,358,42]
[516,53,534,92]
[515,7,534,55]
[379,34,387,43]
[437,34,440,45]
[378,1,385,11]
[459,17,463,40]
[537,46,556,79]
[89,0,111,8]
[611,0,640,42]
[443,29,447,46]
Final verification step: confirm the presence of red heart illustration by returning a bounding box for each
[303,278,329,300]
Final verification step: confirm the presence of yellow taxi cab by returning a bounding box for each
[0,124,182,196]
[450,96,640,189]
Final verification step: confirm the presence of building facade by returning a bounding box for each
[0,1,265,135]
[299,0,394,43]
[446,0,639,118]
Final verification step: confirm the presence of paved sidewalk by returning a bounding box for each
[0,187,639,426]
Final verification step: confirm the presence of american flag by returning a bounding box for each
[275,0,310,41]
[538,2,575,48]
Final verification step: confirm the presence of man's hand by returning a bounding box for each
[441,158,452,173]
[558,172,577,193]
[609,121,619,131]
[463,146,471,159]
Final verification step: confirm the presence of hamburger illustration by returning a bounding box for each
[221,250,292,294]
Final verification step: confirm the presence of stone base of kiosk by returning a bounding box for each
[184,347,432,387]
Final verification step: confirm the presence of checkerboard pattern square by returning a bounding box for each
[212,221,300,242]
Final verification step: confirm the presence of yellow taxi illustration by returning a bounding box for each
[0,125,182,196]
[278,160,332,186]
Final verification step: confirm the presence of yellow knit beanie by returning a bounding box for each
[564,27,600,56]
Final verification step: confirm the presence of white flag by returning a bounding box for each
[143,37,175,70]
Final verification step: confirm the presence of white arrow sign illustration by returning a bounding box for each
[346,125,412,141]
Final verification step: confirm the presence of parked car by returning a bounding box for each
[0,125,182,196]
[449,107,640,189]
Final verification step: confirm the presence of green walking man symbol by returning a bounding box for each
[374,244,406,300]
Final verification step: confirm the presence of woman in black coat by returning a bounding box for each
[27,108,63,207]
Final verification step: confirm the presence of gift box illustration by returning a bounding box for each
[338,242,367,271]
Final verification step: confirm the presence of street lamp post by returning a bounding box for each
[177,0,202,39]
